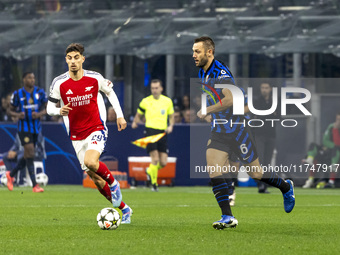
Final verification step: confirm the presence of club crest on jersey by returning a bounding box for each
[161,109,165,115]
[105,80,112,87]
[85,86,93,92]
[28,98,34,104]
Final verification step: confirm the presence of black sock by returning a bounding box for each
[222,173,235,195]
[26,158,37,187]
[10,157,26,178]
[211,177,232,216]
[260,171,290,193]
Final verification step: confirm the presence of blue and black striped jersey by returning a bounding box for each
[198,59,248,134]
[11,86,47,134]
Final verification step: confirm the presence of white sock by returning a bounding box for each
[109,179,118,187]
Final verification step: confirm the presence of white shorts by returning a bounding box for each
[72,130,108,171]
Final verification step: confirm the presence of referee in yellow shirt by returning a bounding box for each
[132,79,175,191]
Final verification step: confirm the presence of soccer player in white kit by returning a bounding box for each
[46,43,132,224]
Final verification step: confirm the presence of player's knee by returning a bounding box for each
[24,151,35,159]
[84,158,99,171]
[159,160,167,168]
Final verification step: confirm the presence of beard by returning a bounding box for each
[197,54,208,68]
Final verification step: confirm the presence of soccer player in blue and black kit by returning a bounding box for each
[6,72,47,192]
[193,36,295,229]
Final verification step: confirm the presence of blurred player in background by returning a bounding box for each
[194,36,295,229]
[7,72,47,192]
[252,82,280,193]
[4,131,46,187]
[303,113,340,188]
[301,143,331,188]
[46,43,132,223]
[131,79,175,192]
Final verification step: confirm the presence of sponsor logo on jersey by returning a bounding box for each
[218,74,231,80]
[221,70,227,74]
[66,89,73,95]
[67,94,93,102]
[85,86,93,92]
[23,104,38,110]
[28,98,34,104]
[35,94,40,100]
[91,141,98,145]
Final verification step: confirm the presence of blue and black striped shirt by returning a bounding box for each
[11,86,47,134]
[199,59,248,134]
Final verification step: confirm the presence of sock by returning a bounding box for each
[118,201,126,210]
[98,182,112,202]
[222,173,234,195]
[228,181,235,195]
[10,157,26,178]
[26,158,37,187]
[260,171,290,193]
[96,161,115,185]
[211,177,232,216]
[147,163,158,185]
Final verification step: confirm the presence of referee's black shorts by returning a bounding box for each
[144,127,168,154]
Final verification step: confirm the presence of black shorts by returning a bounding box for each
[207,127,258,164]
[144,127,168,154]
[18,132,38,146]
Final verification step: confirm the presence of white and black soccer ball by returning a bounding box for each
[36,173,49,186]
[97,208,121,230]
[0,174,7,186]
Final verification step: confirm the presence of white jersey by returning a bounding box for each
[49,70,113,140]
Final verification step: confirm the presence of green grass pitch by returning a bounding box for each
[0,185,339,255]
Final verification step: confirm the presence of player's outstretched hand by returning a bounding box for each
[197,109,207,120]
[117,117,127,131]
[60,103,72,116]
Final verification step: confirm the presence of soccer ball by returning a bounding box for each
[0,174,7,186]
[97,208,121,230]
[36,173,49,186]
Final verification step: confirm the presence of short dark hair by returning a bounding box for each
[22,72,34,79]
[151,79,162,87]
[65,43,84,55]
[194,36,215,54]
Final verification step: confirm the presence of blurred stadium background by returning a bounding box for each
[1,0,340,186]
